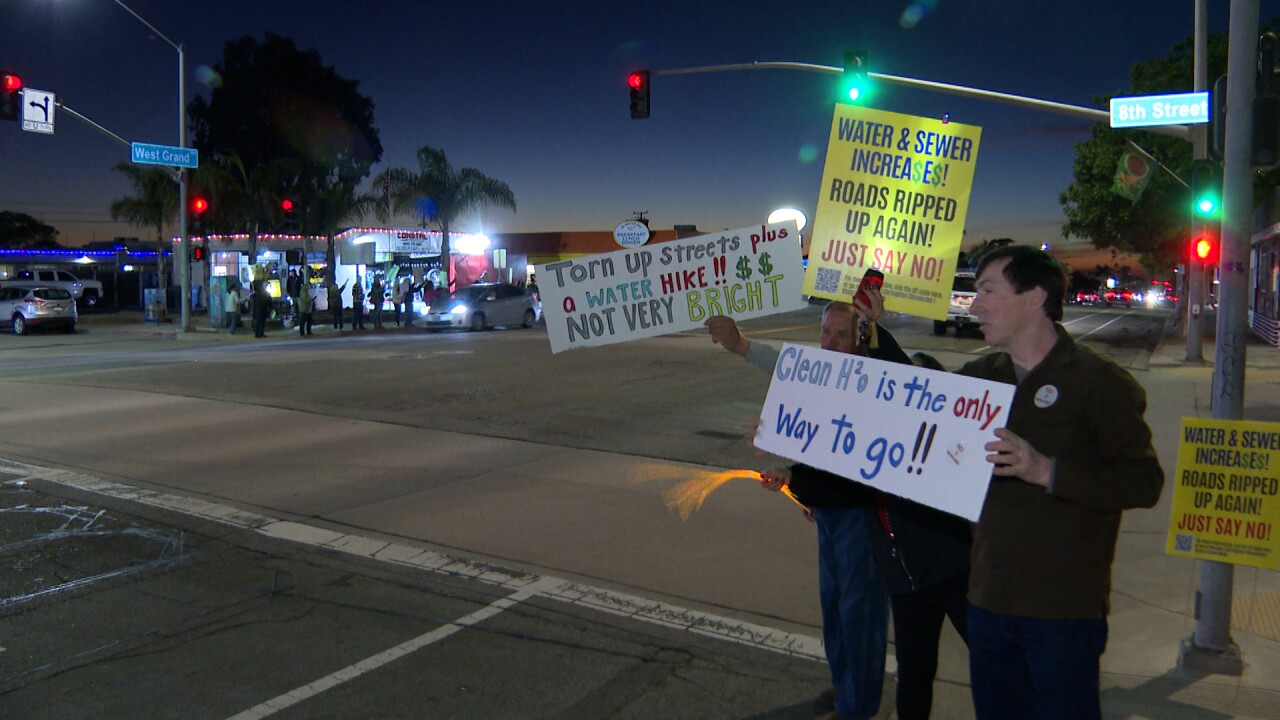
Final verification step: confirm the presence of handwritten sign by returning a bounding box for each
[752,344,1013,520]
[536,222,805,353]
[805,105,982,320]
[1166,417,1280,570]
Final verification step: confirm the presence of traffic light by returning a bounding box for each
[190,196,209,235]
[191,245,206,262]
[1208,74,1227,162]
[1193,231,1219,265]
[1189,159,1220,219]
[281,196,300,232]
[628,70,650,120]
[0,71,21,122]
[841,50,870,103]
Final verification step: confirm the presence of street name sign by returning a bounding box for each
[1110,92,1209,129]
[131,142,199,169]
[20,88,55,134]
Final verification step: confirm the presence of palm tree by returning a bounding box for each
[312,178,381,284]
[216,153,304,263]
[110,163,178,302]
[375,146,516,290]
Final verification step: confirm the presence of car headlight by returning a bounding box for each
[450,304,468,315]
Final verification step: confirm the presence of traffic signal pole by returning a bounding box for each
[1187,0,1207,365]
[1179,0,1258,676]
[648,61,1191,141]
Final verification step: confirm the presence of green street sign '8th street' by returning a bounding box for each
[1110,92,1209,129]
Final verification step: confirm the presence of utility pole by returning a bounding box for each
[1179,0,1257,676]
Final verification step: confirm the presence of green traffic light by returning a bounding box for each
[841,50,870,105]
[1194,195,1218,217]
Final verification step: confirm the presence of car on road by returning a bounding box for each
[1104,288,1134,307]
[933,271,978,335]
[423,282,539,331]
[0,284,78,334]
[2,268,104,308]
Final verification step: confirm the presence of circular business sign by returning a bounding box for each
[614,220,651,248]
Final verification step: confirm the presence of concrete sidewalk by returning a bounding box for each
[1082,327,1280,719]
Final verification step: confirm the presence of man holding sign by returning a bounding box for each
[957,246,1163,720]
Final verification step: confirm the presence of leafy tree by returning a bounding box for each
[1060,20,1280,276]
[110,163,178,298]
[188,33,382,224]
[374,146,517,290]
[0,211,61,248]
[311,180,381,284]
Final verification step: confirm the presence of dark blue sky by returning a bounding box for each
[2,1,1276,255]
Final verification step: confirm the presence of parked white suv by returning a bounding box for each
[2,269,103,308]
[933,271,978,335]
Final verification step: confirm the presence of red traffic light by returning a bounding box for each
[2,73,20,92]
[191,246,206,262]
[191,197,209,215]
[627,72,647,89]
[1193,233,1218,263]
[281,198,294,212]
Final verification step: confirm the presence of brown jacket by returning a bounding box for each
[958,326,1163,619]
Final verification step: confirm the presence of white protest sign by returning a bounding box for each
[536,222,805,353]
[753,344,1015,520]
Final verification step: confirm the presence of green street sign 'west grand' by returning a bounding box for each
[130,142,198,169]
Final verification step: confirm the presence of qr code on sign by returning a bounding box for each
[814,267,842,295]
[1174,533,1194,553]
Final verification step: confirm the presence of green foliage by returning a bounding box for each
[0,211,61,248]
[188,33,383,214]
[1061,20,1280,276]
[109,163,178,244]
[373,146,516,288]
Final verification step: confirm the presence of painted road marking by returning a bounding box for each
[8,459,887,715]
[226,577,558,720]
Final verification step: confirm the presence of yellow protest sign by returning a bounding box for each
[1166,417,1280,570]
[805,105,982,320]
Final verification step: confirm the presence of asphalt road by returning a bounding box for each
[0,305,1172,719]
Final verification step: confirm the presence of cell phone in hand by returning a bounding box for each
[854,268,884,308]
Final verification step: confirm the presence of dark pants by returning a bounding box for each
[352,304,364,329]
[332,305,344,329]
[890,572,969,720]
[226,311,240,334]
[968,604,1107,720]
[298,312,313,336]
[401,298,413,326]
[252,309,268,337]
[814,506,888,720]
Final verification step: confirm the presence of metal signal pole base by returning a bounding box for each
[1178,636,1243,676]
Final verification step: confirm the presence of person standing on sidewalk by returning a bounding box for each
[351,275,365,330]
[370,276,386,330]
[296,276,314,337]
[722,302,890,720]
[708,304,970,720]
[328,278,348,331]
[224,281,241,334]
[959,245,1163,720]
[250,279,271,338]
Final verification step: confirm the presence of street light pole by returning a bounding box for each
[111,0,189,332]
